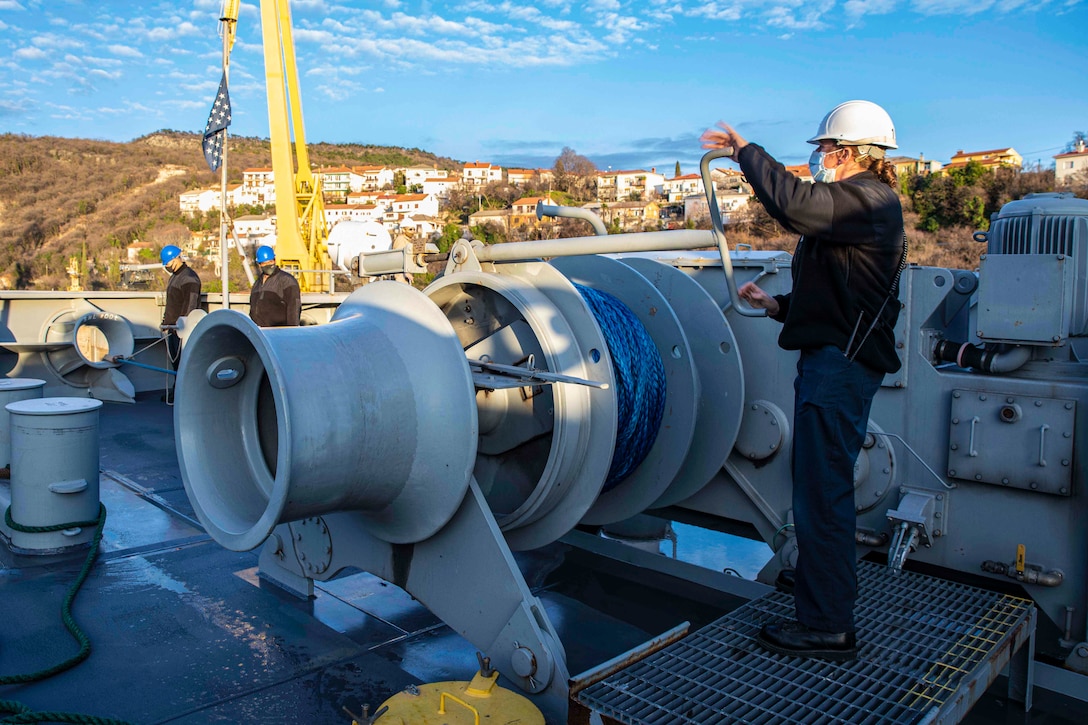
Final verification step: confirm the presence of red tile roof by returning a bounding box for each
[950,148,1016,159]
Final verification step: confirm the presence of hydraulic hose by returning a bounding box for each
[934,340,1031,374]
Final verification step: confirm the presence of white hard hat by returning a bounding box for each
[807,100,898,150]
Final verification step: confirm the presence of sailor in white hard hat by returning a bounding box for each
[700,101,906,661]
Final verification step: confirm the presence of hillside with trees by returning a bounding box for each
[1,130,1083,290]
[0,131,459,290]
[718,154,1084,272]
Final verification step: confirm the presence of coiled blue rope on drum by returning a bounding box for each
[575,284,666,491]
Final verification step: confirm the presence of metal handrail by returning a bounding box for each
[536,202,608,236]
[699,148,766,317]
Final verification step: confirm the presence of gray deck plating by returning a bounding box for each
[2,394,1077,724]
[576,561,1037,724]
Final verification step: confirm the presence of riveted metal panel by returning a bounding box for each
[947,389,1076,495]
[976,254,1072,345]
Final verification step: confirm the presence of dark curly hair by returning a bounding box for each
[852,149,898,189]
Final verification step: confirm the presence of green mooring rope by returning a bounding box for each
[1,504,133,725]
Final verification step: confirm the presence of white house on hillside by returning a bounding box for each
[374,193,440,233]
[179,185,242,214]
[325,203,382,227]
[401,214,441,237]
[684,191,749,224]
[1055,139,1088,186]
[347,191,382,205]
[462,161,503,187]
[389,193,439,218]
[423,176,457,199]
[241,167,276,206]
[664,173,704,203]
[597,169,665,201]
[468,208,511,230]
[355,165,395,191]
[405,166,448,188]
[319,166,363,199]
[507,169,535,186]
[233,214,276,237]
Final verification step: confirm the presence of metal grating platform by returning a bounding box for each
[576,561,1036,724]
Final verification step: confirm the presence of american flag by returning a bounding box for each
[202,72,232,172]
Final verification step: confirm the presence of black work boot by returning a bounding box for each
[757,621,858,661]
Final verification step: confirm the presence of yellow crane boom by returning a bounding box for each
[260,0,332,292]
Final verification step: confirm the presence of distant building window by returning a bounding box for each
[1066,161,1075,169]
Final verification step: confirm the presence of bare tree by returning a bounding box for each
[553,147,598,200]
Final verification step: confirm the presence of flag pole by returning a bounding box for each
[218,6,235,309]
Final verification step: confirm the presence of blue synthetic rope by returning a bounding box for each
[112,357,176,376]
[575,284,666,490]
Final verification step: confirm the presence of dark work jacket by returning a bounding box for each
[249,267,301,327]
[162,264,201,326]
[736,143,904,374]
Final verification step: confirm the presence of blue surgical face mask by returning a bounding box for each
[809,148,841,184]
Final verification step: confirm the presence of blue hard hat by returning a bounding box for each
[160,245,182,265]
[256,245,276,264]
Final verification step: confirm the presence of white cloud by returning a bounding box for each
[844,0,899,16]
[291,0,332,10]
[0,98,33,115]
[50,109,95,121]
[98,101,158,116]
[287,2,619,68]
[30,32,84,50]
[765,0,836,30]
[305,64,364,77]
[316,80,366,101]
[181,79,220,94]
[163,99,208,110]
[0,0,26,9]
[687,2,744,22]
[89,68,122,80]
[294,28,337,43]
[597,13,652,45]
[13,46,48,60]
[146,21,202,42]
[910,0,991,13]
[108,44,144,58]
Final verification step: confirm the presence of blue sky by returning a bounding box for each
[1,0,1085,174]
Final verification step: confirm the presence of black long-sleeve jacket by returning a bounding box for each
[736,143,904,374]
[162,264,201,326]
[249,267,301,327]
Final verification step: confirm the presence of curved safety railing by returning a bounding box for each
[536,202,608,236]
[699,148,766,317]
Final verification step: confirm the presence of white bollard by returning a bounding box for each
[6,397,103,553]
[0,378,46,469]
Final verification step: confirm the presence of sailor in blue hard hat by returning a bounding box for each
[249,245,301,327]
[160,245,202,402]
[161,245,182,266]
[255,244,276,265]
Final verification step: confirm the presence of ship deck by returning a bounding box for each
[1,393,1085,724]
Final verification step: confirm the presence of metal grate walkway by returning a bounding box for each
[576,561,1036,724]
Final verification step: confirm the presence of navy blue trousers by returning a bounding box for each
[791,345,884,633]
